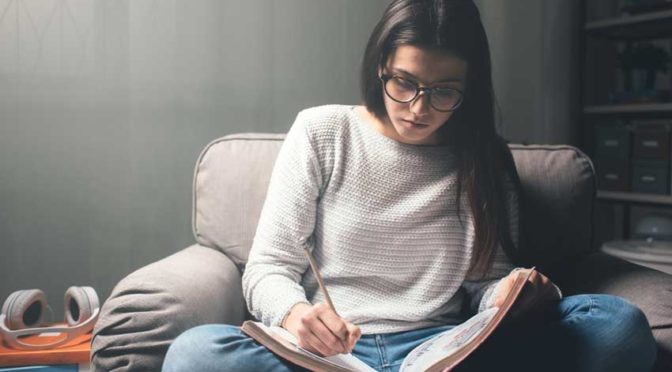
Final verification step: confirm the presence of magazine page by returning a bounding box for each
[257,322,377,372]
[399,307,499,372]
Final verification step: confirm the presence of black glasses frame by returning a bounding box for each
[379,74,464,112]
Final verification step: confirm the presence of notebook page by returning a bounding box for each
[261,324,377,372]
[400,307,499,372]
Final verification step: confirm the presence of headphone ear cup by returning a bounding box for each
[1,289,47,330]
[64,286,99,326]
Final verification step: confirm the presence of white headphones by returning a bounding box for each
[0,286,99,350]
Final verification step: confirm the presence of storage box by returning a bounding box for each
[596,159,630,191]
[632,123,671,161]
[631,160,670,195]
[595,124,631,160]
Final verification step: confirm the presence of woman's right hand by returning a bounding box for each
[282,302,361,357]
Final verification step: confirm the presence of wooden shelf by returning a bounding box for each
[585,9,672,40]
[597,190,672,205]
[583,102,672,114]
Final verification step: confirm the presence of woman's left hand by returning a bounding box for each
[493,269,561,321]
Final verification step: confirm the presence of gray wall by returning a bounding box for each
[476,0,581,145]
[0,0,390,318]
[0,0,579,318]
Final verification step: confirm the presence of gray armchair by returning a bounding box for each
[90,133,672,371]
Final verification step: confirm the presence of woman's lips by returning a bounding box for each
[402,119,429,128]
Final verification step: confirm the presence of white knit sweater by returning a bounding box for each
[242,104,518,334]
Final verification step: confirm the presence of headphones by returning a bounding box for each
[0,286,100,350]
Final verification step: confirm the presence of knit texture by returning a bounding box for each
[242,104,518,334]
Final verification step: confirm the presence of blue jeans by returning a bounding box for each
[162,295,657,372]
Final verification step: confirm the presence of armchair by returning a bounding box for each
[90,133,672,371]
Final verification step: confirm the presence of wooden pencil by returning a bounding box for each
[302,245,338,316]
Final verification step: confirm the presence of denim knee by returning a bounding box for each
[162,324,240,372]
[560,294,657,372]
[162,324,304,372]
[597,295,657,365]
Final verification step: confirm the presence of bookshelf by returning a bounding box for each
[581,0,672,239]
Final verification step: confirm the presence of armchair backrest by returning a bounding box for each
[508,144,596,271]
[192,134,596,273]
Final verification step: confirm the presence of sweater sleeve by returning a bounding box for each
[242,111,324,327]
[461,176,520,314]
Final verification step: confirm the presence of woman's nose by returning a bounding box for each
[409,91,431,117]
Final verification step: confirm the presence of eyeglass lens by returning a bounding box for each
[384,76,461,111]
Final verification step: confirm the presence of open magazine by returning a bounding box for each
[241,268,536,372]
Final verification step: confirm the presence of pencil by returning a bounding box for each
[302,244,355,353]
[302,245,338,316]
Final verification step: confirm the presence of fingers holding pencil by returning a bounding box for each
[283,302,361,356]
[317,303,362,353]
[312,303,361,354]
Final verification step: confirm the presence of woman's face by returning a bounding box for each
[380,45,467,145]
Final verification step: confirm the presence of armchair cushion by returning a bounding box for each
[192,133,284,268]
[91,244,245,372]
[509,144,596,275]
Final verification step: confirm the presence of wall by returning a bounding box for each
[0,0,390,317]
[476,0,581,145]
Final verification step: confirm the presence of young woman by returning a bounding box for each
[162,1,657,371]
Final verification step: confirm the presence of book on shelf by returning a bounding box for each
[241,268,536,372]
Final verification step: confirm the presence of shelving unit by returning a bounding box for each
[597,190,672,205]
[585,8,672,40]
[584,102,672,114]
[581,0,672,240]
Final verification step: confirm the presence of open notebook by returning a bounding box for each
[242,268,536,372]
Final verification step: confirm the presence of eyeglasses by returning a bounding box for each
[379,74,464,112]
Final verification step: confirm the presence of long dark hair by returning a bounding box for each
[361,0,519,278]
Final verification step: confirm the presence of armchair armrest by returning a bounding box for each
[559,251,672,372]
[91,244,246,372]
